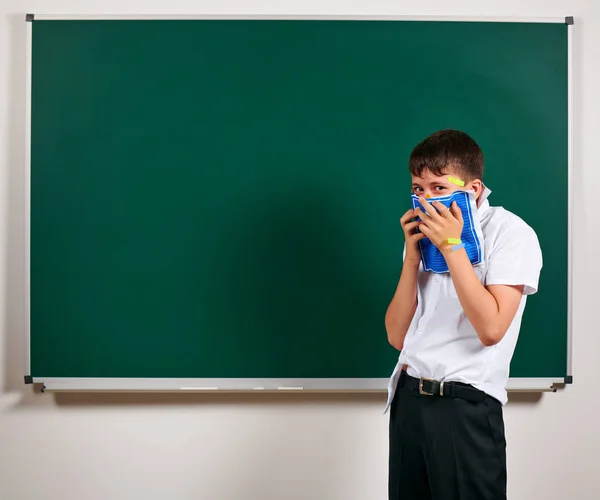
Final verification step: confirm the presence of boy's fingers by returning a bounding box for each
[433,201,452,219]
[414,207,430,220]
[412,233,426,242]
[418,223,432,237]
[416,214,437,231]
[404,220,421,232]
[418,198,441,221]
[400,209,416,225]
[451,201,463,221]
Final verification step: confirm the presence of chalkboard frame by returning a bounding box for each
[23,14,574,393]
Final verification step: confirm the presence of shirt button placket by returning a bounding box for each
[415,277,442,336]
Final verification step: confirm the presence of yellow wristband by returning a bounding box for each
[447,238,462,245]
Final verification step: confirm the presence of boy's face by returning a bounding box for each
[411,168,483,200]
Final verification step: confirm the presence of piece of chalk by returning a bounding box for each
[451,243,465,252]
[448,176,465,187]
[448,238,462,245]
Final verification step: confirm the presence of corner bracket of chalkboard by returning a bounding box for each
[565,16,574,25]
[25,13,35,22]
[24,375,33,384]
[564,375,573,384]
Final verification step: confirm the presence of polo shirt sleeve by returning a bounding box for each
[485,223,543,295]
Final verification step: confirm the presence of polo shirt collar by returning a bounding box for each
[477,184,491,219]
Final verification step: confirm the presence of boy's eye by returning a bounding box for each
[413,187,424,193]
[434,186,446,191]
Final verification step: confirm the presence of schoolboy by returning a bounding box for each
[385,129,543,500]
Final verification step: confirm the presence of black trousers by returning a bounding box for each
[389,373,507,500]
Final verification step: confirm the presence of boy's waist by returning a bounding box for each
[398,370,488,403]
[398,362,508,405]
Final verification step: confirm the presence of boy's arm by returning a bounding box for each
[385,260,419,351]
[443,250,524,346]
[417,198,542,346]
[443,221,542,345]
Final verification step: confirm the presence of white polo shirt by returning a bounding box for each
[385,187,543,411]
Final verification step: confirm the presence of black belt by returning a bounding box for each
[398,371,486,403]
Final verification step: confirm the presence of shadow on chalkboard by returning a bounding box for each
[46,388,544,407]
[50,390,387,407]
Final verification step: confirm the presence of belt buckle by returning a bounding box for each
[419,377,435,396]
[419,377,444,396]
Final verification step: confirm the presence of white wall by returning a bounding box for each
[1,1,599,499]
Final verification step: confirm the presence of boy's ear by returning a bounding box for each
[469,179,483,199]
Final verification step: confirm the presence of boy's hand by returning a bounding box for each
[415,197,464,253]
[400,209,425,266]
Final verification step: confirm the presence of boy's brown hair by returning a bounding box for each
[409,129,484,182]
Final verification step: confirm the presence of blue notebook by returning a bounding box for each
[411,190,484,273]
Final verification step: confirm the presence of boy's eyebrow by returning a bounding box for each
[412,181,450,187]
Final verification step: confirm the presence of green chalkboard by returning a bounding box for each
[29,19,569,385]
